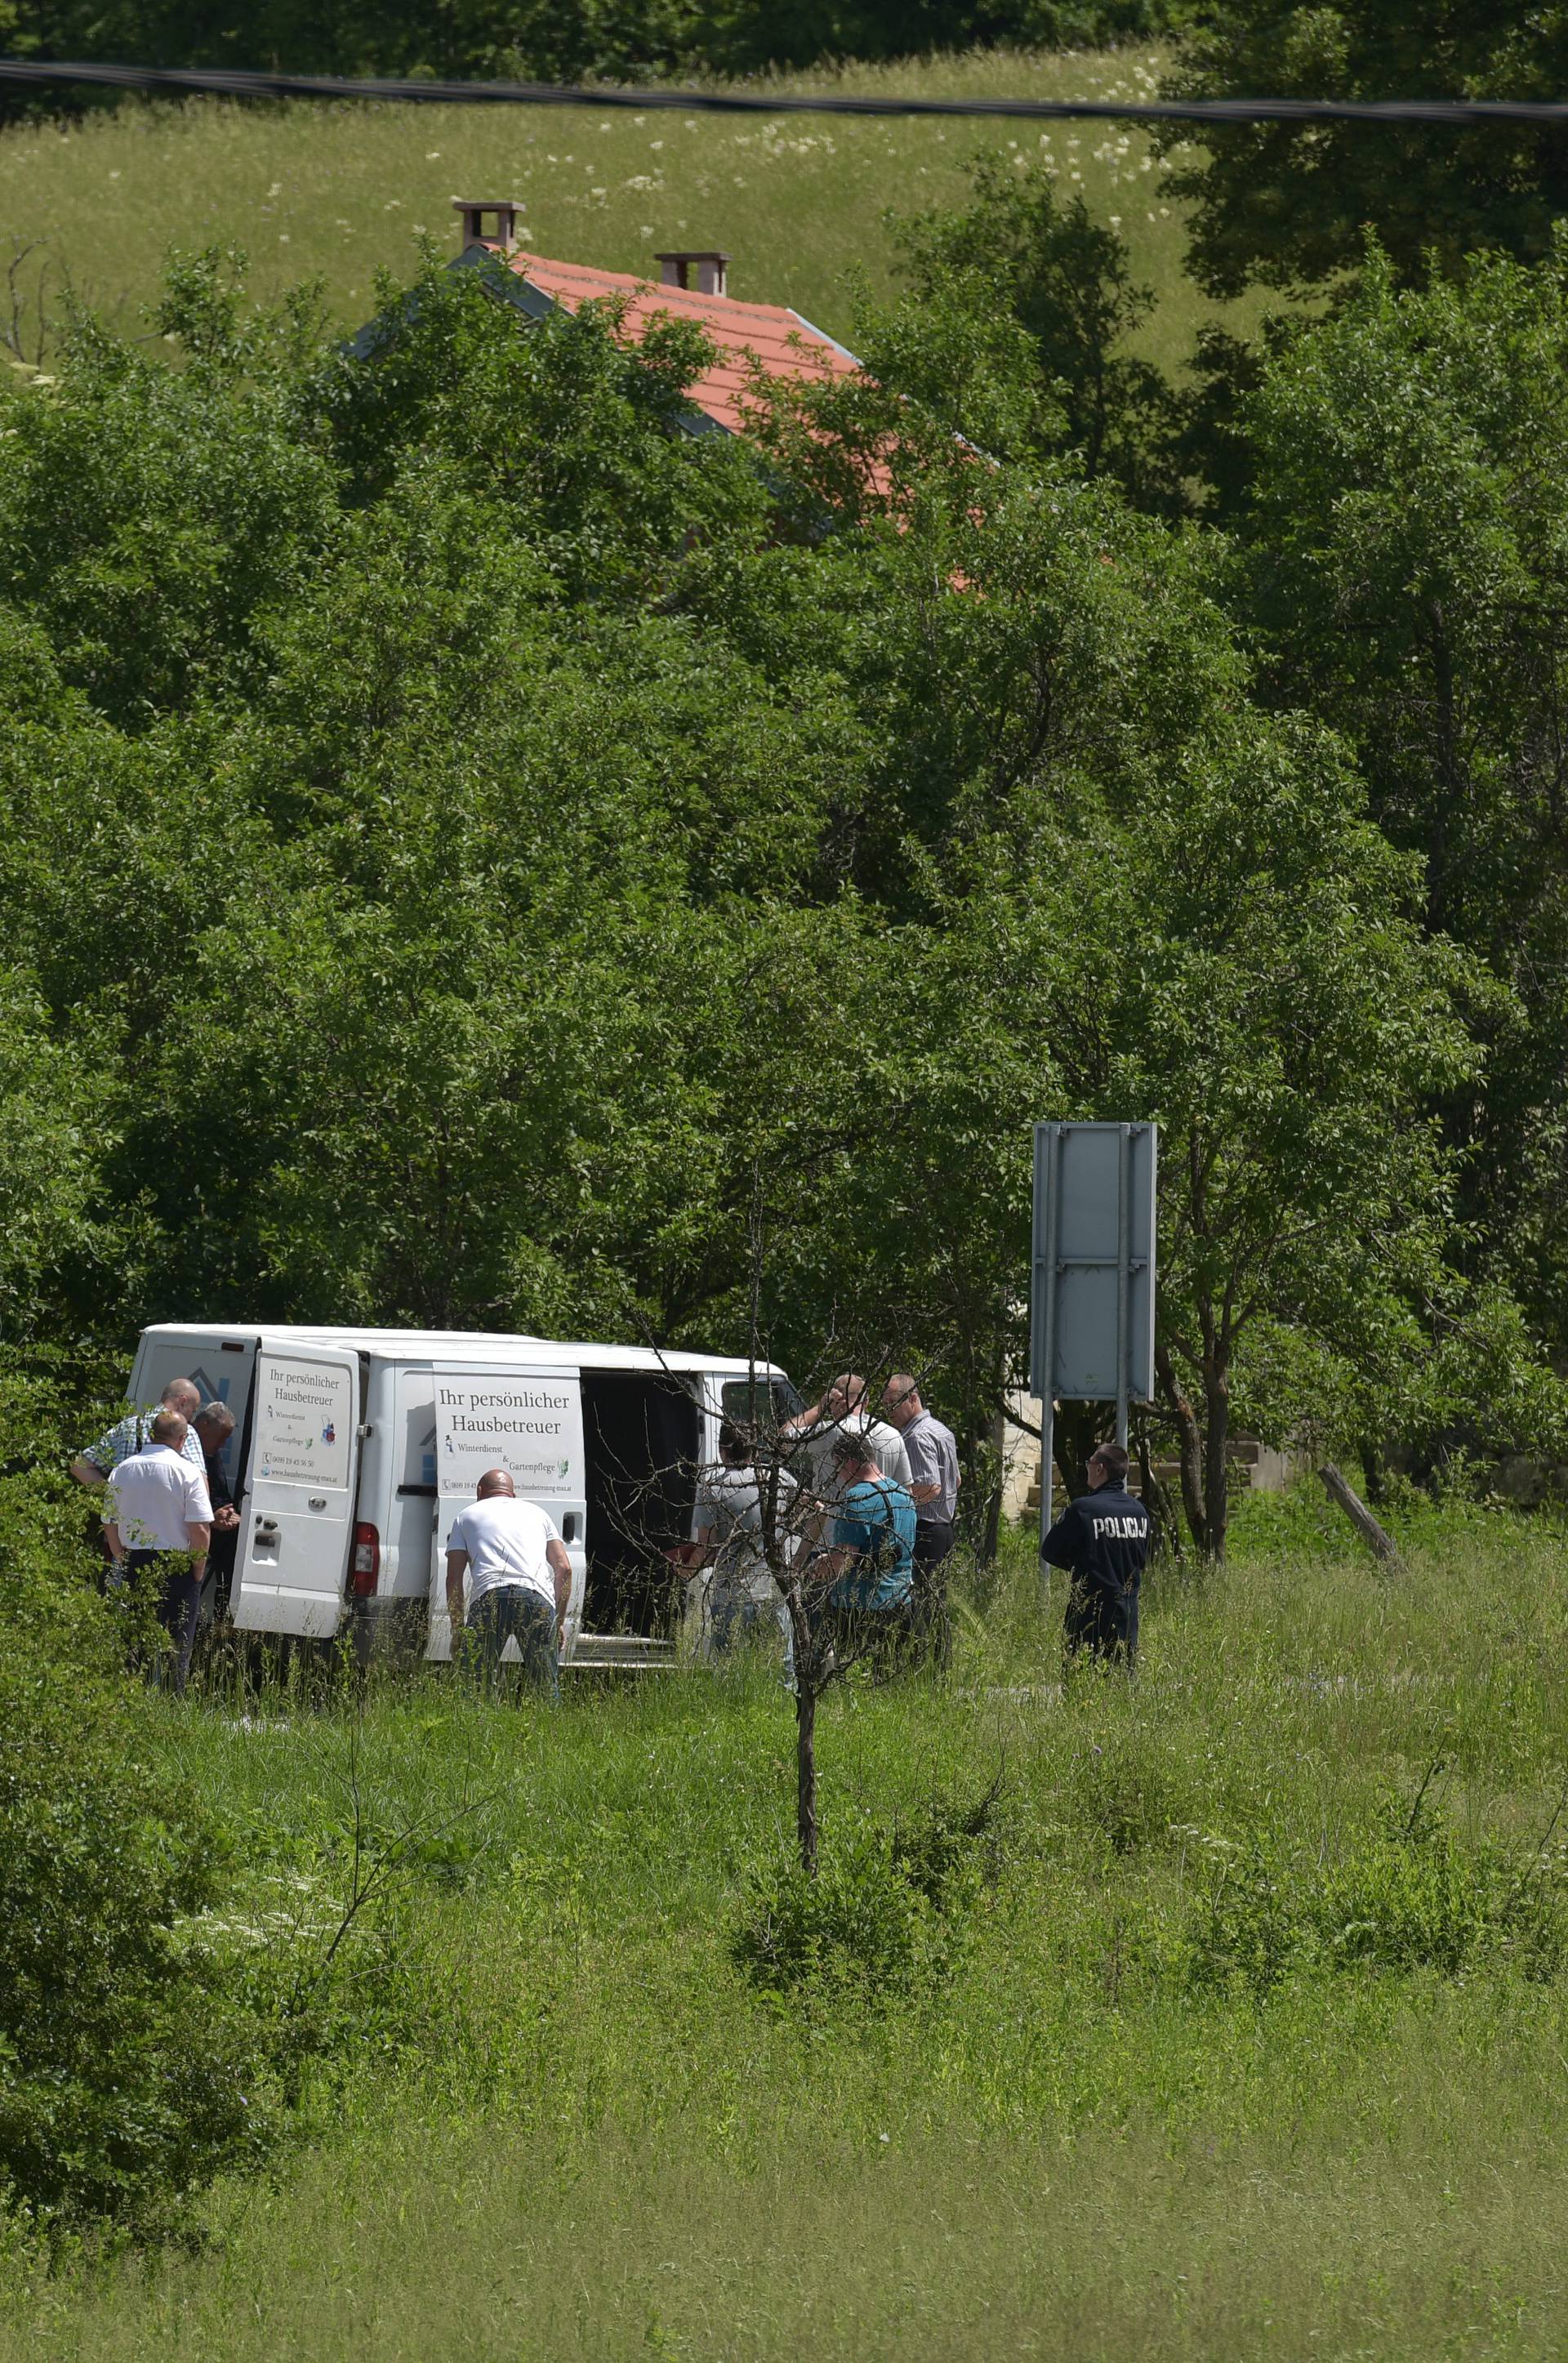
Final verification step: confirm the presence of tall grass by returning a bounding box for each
[0,47,1263,375]
[3,1487,1568,2356]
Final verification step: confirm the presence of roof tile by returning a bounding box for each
[493,246,864,438]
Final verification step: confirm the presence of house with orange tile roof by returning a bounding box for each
[348,196,869,447]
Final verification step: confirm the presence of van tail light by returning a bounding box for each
[350,1522,381,1598]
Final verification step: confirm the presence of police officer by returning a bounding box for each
[1040,1440,1151,1669]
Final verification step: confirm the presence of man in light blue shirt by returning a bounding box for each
[71,1375,208,1490]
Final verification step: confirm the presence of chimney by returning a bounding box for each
[653,249,731,298]
[453,198,525,251]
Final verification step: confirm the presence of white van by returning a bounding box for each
[123,1325,800,1665]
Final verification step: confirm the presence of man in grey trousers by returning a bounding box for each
[883,1374,960,1665]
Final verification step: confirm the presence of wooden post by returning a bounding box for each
[1317,1461,1402,1570]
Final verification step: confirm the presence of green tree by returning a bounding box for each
[323,256,772,577]
[889,154,1183,510]
[1160,0,1568,300]
[684,427,1483,1549]
[0,255,339,728]
[1014,722,1474,1559]
[0,965,110,1343]
[1239,238,1568,1349]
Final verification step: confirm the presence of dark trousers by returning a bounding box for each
[1062,1577,1139,1670]
[913,1518,956,1666]
[121,1549,202,1694]
[461,1585,559,1699]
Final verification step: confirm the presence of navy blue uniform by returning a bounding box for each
[1040,1480,1151,1665]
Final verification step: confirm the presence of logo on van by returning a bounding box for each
[323,1420,336,1444]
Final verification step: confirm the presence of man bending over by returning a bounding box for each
[446,1469,572,1700]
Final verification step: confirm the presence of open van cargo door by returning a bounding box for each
[231,1346,362,1638]
[423,1365,587,1663]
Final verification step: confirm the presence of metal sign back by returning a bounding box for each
[1031,1121,1156,1408]
[1031,1121,1157,1548]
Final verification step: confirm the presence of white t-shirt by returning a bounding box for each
[446,1496,561,1607]
[694,1464,799,1605]
[801,1415,913,1511]
[105,1445,213,1554]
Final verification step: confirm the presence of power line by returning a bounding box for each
[2,56,1568,123]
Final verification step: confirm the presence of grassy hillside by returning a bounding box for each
[5,1495,1568,2357]
[0,47,1262,375]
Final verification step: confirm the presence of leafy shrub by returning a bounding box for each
[1052,1735,1196,1857]
[732,1781,1004,1998]
[0,1629,281,2244]
[1187,1787,1568,1997]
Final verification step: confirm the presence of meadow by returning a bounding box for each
[4,1486,1568,2361]
[0,46,1270,375]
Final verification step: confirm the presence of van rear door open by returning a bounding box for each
[231,1345,363,1638]
[422,1365,587,1662]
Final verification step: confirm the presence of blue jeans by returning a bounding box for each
[461,1585,559,1699]
[710,1586,794,1683]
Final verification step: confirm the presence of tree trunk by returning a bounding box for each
[1203,1365,1231,1563]
[1318,1462,1402,1570]
[978,1407,1004,1566]
[1135,1415,1183,1563]
[1156,1343,1207,1555]
[795,1679,818,1879]
[1054,1401,1109,1504]
[1357,1438,1388,1508]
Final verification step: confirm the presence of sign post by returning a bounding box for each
[1031,1121,1157,1553]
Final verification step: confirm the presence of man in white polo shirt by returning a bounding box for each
[102,1409,213,1694]
[445,1468,572,1699]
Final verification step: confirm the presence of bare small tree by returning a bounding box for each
[2,239,54,370]
[731,1357,915,1879]
[614,1190,930,1879]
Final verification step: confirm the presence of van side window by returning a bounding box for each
[719,1378,800,1431]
